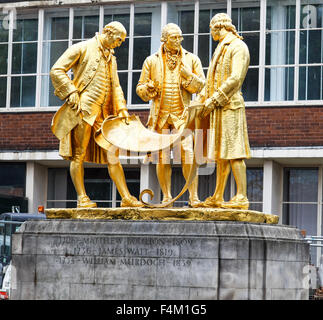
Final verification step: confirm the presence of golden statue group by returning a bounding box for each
[50,13,251,211]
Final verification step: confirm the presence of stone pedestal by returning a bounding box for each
[10,219,309,300]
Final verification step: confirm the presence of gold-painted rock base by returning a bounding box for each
[45,207,279,224]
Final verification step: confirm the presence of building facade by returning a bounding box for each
[0,0,322,263]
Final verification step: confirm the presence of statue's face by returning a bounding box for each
[165,28,183,51]
[210,26,221,41]
[102,29,126,49]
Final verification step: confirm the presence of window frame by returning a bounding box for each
[282,166,323,266]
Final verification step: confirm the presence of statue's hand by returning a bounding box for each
[181,63,193,79]
[199,98,215,119]
[118,109,130,125]
[146,80,158,98]
[67,91,81,115]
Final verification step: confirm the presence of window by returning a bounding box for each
[283,167,323,265]
[0,10,9,108]
[299,0,323,100]
[0,163,26,197]
[266,0,295,101]
[0,10,38,108]
[1,0,323,111]
[41,9,70,107]
[232,1,260,102]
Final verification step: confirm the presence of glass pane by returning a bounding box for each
[13,19,38,42]
[242,68,258,102]
[232,5,260,31]
[267,1,296,30]
[73,15,99,39]
[0,44,8,74]
[114,37,128,71]
[283,168,318,202]
[283,203,317,236]
[211,7,227,17]
[133,37,151,70]
[198,34,210,68]
[0,16,9,42]
[179,11,194,34]
[0,163,25,196]
[104,15,112,26]
[300,30,323,64]
[117,72,128,101]
[134,13,151,36]
[0,77,6,108]
[265,67,294,101]
[242,32,259,65]
[199,10,211,33]
[42,41,68,73]
[299,66,322,100]
[73,16,83,40]
[266,31,295,65]
[12,43,37,74]
[11,76,36,107]
[182,35,193,53]
[50,17,69,40]
[132,72,142,104]
[74,14,99,40]
[40,75,62,107]
[247,168,263,202]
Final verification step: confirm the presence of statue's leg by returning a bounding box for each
[156,149,172,203]
[156,124,172,204]
[212,159,231,202]
[181,133,200,207]
[70,121,96,208]
[106,147,143,207]
[200,159,230,207]
[220,159,249,209]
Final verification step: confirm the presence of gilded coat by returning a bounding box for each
[198,32,251,161]
[50,35,127,163]
[136,46,205,130]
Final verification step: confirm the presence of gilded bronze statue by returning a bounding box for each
[194,13,251,209]
[50,21,143,208]
[136,23,205,207]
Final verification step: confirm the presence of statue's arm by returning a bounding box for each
[136,58,158,102]
[182,56,205,94]
[50,43,83,101]
[111,57,128,116]
[212,43,250,107]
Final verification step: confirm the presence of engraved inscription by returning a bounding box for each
[50,236,194,268]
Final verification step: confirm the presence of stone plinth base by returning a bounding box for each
[11,220,309,300]
[45,207,279,224]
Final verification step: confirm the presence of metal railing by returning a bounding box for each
[304,236,323,247]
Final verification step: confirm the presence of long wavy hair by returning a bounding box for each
[210,13,243,40]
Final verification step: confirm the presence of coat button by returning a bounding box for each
[92,67,96,71]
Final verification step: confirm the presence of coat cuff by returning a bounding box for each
[213,88,230,106]
[54,81,77,101]
[182,74,205,94]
